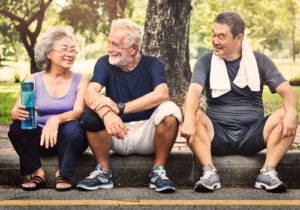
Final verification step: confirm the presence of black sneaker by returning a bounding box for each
[76,165,113,190]
[149,166,175,193]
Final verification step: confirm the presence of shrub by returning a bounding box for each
[289,78,300,86]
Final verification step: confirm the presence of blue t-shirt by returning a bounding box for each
[91,55,166,122]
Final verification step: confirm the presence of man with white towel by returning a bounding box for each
[181,11,297,193]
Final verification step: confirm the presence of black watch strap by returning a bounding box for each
[117,102,125,115]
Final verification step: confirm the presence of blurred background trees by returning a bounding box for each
[0,0,299,104]
[0,0,53,73]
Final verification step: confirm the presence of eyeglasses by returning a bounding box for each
[52,47,78,55]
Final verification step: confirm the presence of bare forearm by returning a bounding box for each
[183,83,202,121]
[283,90,297,114]
[54,109,83,124]
[125,92,168,114]
[183,93,199,121]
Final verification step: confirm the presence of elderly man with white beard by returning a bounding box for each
[76,19,182,193]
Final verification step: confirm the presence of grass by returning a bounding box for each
[0,83,299,123]
[263,86,300,118]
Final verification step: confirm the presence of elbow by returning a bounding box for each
[158,88,170,103]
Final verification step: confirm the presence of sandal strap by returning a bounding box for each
[29,176,45,184]
[56,176,71,184]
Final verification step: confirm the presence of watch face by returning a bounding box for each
[118,103,125,109]
[118,103,125,115]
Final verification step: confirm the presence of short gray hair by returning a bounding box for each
[110,19,143,50]
[34,26,76,71]
[214,12,245,38]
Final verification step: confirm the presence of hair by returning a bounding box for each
[34,26,77,71]
[110,18,143,50]
[214,12,245,38]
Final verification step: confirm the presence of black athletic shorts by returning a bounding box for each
[211,116,269,156]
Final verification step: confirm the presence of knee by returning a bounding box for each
[154,101,182,124]
[155,116,179,138]
[81,108,105,132]
[60,121,85,142]
[8,121,22,142]
[271,108,285,125]
[195,110,209,126]
[160,115,179,130]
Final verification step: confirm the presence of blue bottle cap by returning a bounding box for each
[21,82,34,90]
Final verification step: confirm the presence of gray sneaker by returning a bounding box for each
[149,166,175,193]
[194,165,221,192]
[76,165,113,190]
[255,166,287,193]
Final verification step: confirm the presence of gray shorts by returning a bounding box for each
[211,116,268,156]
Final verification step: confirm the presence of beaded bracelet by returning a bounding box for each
[101,109,112,119]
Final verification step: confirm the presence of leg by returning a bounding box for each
[148,101,181,193]
[189,111,222,192]
[57,120,88,177]
[153,115,178,167]
[8,121,46,189]
[87,130,112,171]
[56,120,88,190]
[189,110,215,167]
[76,108,113,190]
[263,109,295,168]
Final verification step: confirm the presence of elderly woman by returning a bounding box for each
[8,26,88,191]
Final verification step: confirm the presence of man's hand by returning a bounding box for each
[89,95,118,113]
[40,116,60,149]
[180,119,197,145]
[103,111,128,139]
[281,111,298,138]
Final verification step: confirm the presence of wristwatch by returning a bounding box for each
[117,102,125,115]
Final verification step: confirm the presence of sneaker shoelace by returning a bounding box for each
[263,170,279,181]
[87,169,102,179]
[200,170,217,181]
[153,169,168,180]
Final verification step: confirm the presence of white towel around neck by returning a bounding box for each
[210,40,260,98]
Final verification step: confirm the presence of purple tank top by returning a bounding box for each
[34,72,81,127]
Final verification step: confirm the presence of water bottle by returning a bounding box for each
[21,82,36,129]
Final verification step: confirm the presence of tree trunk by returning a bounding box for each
[105,0,127,26]
[0,0,53,74]
[142,0,192,106]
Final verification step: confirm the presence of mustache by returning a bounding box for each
[213,44,223,49]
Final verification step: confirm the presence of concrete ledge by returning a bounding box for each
[0,150,195,187]
[1,149,300,188]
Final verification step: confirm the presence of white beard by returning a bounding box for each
[109,52,134,67]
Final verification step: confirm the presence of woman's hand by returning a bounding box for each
[11,105,29,121]
[40,116,60,149]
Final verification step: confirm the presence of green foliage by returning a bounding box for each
[0,82,19,123]
[190,0,300,58]
[289,78,300,86]
[263,86,300,118]
[59,0,106,42]
[0,92,16,123]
